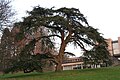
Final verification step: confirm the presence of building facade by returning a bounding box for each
[62,37,120,70]
[62,57,84,70]
[106,37,120,59]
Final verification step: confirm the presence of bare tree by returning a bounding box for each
[0,0,15,31]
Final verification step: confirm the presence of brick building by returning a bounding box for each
[11,26,56,55]
[2,26,56,72]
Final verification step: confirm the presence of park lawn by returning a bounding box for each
[0,66,120,80]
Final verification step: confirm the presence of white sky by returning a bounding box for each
[11,0,120,56]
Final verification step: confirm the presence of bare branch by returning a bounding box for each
[0,0,15,31]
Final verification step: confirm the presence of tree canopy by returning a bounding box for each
[13,6,109,71]
[83,43,111,68]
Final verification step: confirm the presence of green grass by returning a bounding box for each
[0,66,120,80]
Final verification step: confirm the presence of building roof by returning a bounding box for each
[112,40,118,43]
[62,57,83,64]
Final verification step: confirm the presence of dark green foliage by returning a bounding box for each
[4,53,53,74]
[15,32,25,41]
[2,33,54,73]
[13,6,109,71]
[23,6,106,51]
[0,28,15,72]
[83,44,112,67]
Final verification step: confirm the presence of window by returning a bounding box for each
[113,42,120,54]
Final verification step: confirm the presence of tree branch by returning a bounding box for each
[64,52,75,56]
[75,40,87,52]
[42,24,62,32]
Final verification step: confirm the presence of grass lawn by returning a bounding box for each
[0,66,120,80]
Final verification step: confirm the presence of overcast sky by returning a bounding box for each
[12,0,120,40]
[11,0,120,56]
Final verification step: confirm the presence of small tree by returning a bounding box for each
[0,28,14,71]
[16,6,108,71]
